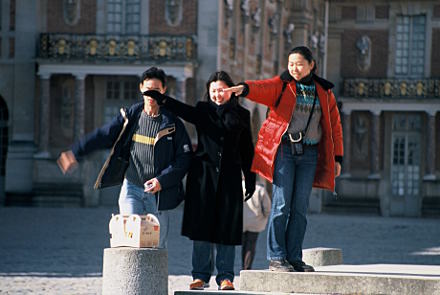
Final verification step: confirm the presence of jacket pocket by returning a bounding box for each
[96,156,129,189]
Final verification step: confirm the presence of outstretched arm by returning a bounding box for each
[58,110,126,174]
[57,150,78,174]
[143,90,201,125]
[224,77,284,108]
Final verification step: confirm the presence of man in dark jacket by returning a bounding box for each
[57,67,192,248]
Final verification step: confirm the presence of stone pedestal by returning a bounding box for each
[303,247,343,267]
[102,248,168,295]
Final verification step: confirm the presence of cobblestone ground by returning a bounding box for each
[0,206,439,294]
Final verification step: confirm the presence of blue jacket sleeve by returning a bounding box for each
[71,112,125,161]
[156,118,192,189]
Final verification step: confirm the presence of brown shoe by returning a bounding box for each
[189,279,206,290]
[219,279,235,290]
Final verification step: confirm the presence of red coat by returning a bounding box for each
[245,75,343,191]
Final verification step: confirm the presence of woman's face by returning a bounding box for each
[209,80,232,105]
[288,53,314,81]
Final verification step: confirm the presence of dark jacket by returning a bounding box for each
[71,102,192,210]
[160,97,256,245]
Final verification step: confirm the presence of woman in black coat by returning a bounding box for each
[145,71,256,291]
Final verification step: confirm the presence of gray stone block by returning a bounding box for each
[302,247,343,266]
[102,247,168,295]
[239,270,440,295]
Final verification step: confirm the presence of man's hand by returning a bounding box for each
[57,150,78,174]
[142,90,167,104]
[335,162,341,178]
[224,85,245,96]
[144,178,162,194]
[244,187,255,202]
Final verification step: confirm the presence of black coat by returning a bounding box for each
[162,97,256,245]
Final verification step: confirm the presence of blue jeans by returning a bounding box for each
[192,240,235,286]
[267,143,318,263]
[118,179,169,249]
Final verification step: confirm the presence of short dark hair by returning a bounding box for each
[204,71,236,100]
[140,67,167,87]
[288,46,316,73]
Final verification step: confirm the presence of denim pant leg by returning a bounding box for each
[156,210,169,249]
[215,244,235,285]
[118,179,169,249]
[192,240,214,282]
[118,179,145,214]
[286,146,318,263]
[267,144,295,260]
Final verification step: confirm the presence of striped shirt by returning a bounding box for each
[125,111,162,187]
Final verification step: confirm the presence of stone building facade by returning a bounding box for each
[329,1,440,217]
[1,0,439,217]
[218,0,440,217]
[0,0,219,207]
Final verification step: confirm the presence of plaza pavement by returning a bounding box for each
[0,205,439,294]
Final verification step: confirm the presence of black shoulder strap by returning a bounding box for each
[303,89,317,136]
[274,82,288,108]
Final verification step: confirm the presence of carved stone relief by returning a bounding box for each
[63,0,81,26]
[165,0,183,27]
[283,23,295,48]
[353,113,369,159]
[356,35,371,72]
[60,80,74,139]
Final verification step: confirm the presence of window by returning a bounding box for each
[395,15,426,77]
[0,97,8,176]
[106,80,120,99]
[107,0,122,33]
[126,0,140,34]
[104,78,139,123]
[106,0,140,34]
[10,0,15,31]
[391,114,421,197]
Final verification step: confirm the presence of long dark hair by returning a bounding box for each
[204,71,236,101]
[288,46,316,73]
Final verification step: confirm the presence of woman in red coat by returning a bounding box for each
[226,46,343,272]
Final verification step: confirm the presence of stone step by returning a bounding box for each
[32,183,83,207]
[239,264,440,295]
[174,291,293,295]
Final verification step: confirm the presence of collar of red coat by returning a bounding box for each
[279,70,334,91]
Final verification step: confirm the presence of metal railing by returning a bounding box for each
[342,78,440,98]
[37,33,197,63]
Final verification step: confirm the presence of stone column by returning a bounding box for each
[74,74,86,141]
[424,111,436,180]
[369,111,381,178]
[341,111,351,176]
[175,77,186,102]
[102,248,168,295]
[36,73,51,158]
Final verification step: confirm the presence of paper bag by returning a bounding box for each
[109,214,160,248]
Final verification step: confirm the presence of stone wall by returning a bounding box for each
[46,0,96,33]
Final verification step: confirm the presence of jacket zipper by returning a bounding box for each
[94,108,129,189]
[152,125,176,211]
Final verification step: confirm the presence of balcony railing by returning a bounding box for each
[342,78,440,98]
[37,33,197,63]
